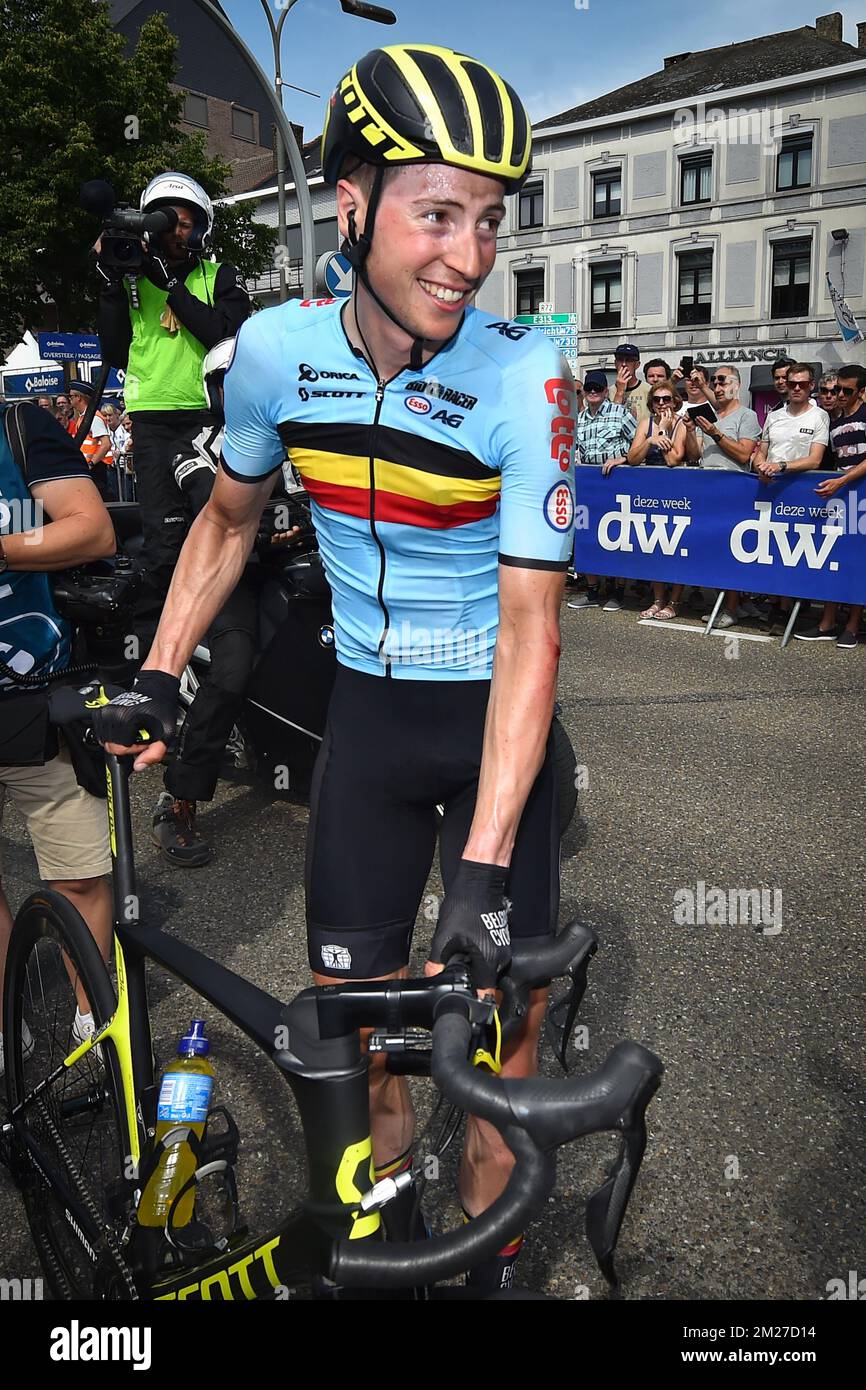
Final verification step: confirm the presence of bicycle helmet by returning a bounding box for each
[321,44,532,194]
[202,337,236,417]
[140,172,214,251]
[320,45,532,369]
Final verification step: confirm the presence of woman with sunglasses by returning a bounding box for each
[627,379,687,620]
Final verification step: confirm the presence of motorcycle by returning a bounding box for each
[105,496,579,833]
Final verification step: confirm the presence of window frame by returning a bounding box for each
[231,104,257,144]
[679,152,713,207]
[676,248,713,327]
[589,260,623,330]
[776,133,813,192]
[518,180,544,231]
[592,168,622,220]
[182,90,209,129]
[770,236,812,320]
[515,266,546,316]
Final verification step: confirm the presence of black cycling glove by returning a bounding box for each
[429,858,512,990]
[142,252,179,293]
[92,670,180,750]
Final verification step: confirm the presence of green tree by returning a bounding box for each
[0,0,276,353]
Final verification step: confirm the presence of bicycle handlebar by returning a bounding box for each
[330,996,662,1290]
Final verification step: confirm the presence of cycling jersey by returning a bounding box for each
[221,298,576,680]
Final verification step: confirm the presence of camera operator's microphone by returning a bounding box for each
[80,178,116,216]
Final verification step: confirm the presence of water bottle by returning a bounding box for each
[137,1020,214,1229]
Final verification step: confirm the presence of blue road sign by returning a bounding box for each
[322,252,353,299]
[37,332,101,361]
[2,368,65,397]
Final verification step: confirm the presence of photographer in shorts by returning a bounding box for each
[0,399,115,1075]
[95,172,250,642]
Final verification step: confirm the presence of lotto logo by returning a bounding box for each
[321,944,352,970]
[405,396,432,414]
[544,482,575,532]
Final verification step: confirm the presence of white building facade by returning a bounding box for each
[477,18,866,419]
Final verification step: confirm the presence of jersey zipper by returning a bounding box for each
[369,379,392,675]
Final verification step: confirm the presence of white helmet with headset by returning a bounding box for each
[140,172,214,251]
[202,337,236,417]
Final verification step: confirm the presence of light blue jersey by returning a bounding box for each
[222,297,576,679]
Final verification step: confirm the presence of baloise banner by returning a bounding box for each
[572,466,866,604]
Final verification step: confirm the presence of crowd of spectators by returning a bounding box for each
[568,344,866,650]
[34,390,135,501]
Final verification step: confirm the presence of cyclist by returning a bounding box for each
[96,44,577,1294]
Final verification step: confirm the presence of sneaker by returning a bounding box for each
[836,630,858,650]
[737,599,765,620]
[793,625,837,642]
[602,590,624,613]
[0,1019,34,1079]
[568,588,601,610]
[702,610,738,629]
[152,791,212,867]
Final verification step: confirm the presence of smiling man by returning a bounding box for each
[95,44,576,1295]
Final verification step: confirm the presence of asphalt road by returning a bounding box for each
[2,594,864,1301]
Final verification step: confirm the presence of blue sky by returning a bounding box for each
[220,0,866,137]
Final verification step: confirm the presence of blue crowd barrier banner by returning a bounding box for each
[572,465,866,604]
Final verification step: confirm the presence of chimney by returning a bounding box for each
[663,52,692,68]
[815,12,843,43]
[858,21,866,50]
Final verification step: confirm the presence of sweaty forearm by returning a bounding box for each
[462,621,561,868]
[144,503,257,677]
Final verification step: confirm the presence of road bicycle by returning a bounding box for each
[1,684,662,1300]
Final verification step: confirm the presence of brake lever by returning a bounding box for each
[545,934,597,1073]
[585,1060,662,1288]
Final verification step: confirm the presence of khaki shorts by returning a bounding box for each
[0,744,111,882]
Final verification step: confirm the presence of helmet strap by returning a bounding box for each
[342,167,435,373]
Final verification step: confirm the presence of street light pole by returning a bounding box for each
[191,0,316,296]
[261,0,294,303]
[191,0,397,301]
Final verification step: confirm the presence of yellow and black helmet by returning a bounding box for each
[321,44,532,194]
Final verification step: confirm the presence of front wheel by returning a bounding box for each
[3,890,138,1300]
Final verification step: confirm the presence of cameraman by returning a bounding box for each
[95,172,250,638]
[0,400,115,1076]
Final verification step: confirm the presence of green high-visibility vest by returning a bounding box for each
[124,259,220,412]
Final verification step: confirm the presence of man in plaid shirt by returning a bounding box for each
[569,370,637,611]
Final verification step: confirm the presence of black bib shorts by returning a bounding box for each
[306,665,560,979]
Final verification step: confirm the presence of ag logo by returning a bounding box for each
[298,363,319,382]
[544,481,574,532]
[321,944,352,971]
[318,624,335,648]
[486,321,530,342]
[405,396,431,415]
[431,409,463,429]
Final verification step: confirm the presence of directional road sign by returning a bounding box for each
[316,251,353,299]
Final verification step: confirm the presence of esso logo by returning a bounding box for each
[543,482,574,533]
[404,395,431,415]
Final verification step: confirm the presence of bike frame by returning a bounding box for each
[59,752,480,1300]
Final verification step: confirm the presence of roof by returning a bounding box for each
[537,23,865,127]
[245,136,323,194]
